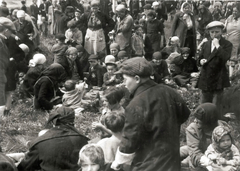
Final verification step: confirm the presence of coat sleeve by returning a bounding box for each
[17,146,41,171]
[216,40,232,63]
[186,124,204,167]
[118,16,133,33]
[171,13,179,37]
[37,81,54,110]
[104,13,115,34]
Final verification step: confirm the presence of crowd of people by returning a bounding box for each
[0,0,240,171]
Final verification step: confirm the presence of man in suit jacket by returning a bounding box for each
[30,0,39,20]
[197,21,233,109]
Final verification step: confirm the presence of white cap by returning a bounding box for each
[152,1,159,7]
[19,43,29,55]
[105,55,116,65]
[33,53,46,65]
[16,10,25,18]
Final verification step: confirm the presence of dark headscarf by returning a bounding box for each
[193,103,218,135]
[48,106,75,126]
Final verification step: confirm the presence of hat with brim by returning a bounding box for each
[105,55,116,65]
[143,4,151,9]
[88,54,99,61]
[115,57,153,77]
[206,21,224,30]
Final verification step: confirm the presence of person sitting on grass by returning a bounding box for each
[150,51,170,84]
[103,55,122,88]
[204,125,240,171]
[109,43,120,61]
[97,113,125,164]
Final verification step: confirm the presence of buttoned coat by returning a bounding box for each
[197,37,232,91]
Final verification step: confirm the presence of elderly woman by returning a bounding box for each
[171,2,196,58]
[83,0,115,55]
[225,3,240,76]
[16,106,89,171]
[180,103,222,171]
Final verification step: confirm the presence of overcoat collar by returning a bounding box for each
[130,80,157,99]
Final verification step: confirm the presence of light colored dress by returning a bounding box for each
[225,15,240,59]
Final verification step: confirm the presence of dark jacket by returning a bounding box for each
[30,4,39,20]
[18,125,88,171]
[197,37,232,91]
[87,64,106,88]
[119,80,190,171]
[0,152,17,171]
[77,50,90,79]
[151,60,169,84]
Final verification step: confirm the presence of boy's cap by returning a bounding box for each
[0,17,16,32]
[152,52,162,60]
[143,4,151,9]
[110,43,120,50]
[19,43,29,54]
[115,57,153,77]
[166,52,184,65]
[76,44,84,52]
[16,10,25,18]
[117,51,127,58]
[181,47,190,54]
[88,54,98,61]
[206,21,224,30]
[105,55,116,65]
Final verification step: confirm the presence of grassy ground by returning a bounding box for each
[1,16,240,157]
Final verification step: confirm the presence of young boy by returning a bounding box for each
[65,20,83,46]
[103,55,121,87]
[131,25,145,57]
[87,54,106,89]
[109,43,120,60]
[97,113,125,163]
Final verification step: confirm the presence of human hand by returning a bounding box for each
[200,59,207,65]
[191,72,199,78]
[217,157,227,165]
[200,155,210,166]
[212,38,220,48]
[92,122,103,130]
[111,161,121,170]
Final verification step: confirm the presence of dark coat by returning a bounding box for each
[87,64,106,88]
[0,152,17,171]
[151,60,169,84]
[76,50,90,79]
[197,37,232,91]
[30,4,39,20]
[171,11,196,55]
[197,5,213,36]
[119,80,190,171]
[18,125,88,171]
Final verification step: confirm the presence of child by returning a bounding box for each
[51,34,68,67]
[103,55,121,87]
[87,54,106,88]
[65,20,83,46]
[59,80,89,114]
[161,36,182,59]
[205,125,240,171]
[116,51,128,68]
[97,113,125,163]
[146,10,164,54]
[109,43,120,60]
[78,144,105,171]
[131,25,145,57]
[150,51,169,84]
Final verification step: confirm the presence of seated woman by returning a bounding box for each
[180,103,224,171]
[15,107,89,171]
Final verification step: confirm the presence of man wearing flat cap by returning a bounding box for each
[0,17,16,116]
[115,4,133,57]
[196,21,233,110]
[111,57,190,171]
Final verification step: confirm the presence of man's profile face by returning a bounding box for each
[209,27,222,39]
[123,74,138,93]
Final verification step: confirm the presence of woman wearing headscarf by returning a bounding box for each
[17,106,89,171]
[180,103,221,171]
[82,0,115,55]
[171,2,196,58]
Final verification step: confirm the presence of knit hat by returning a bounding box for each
[65,47,78,55]
[110,43,120,50]
[181,47,190,54]
[152,52,162,60]
[105,55,116,65]
[166,52,183,65]
[117,51,127,59]
[115,57,153,77]
[16,10,25,18]
[212,125,232,144]
[88,54,98,61]
[19,44,29,55]
[0,17,16,32]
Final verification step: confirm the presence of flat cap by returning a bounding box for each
[206,21,224,30]
[88,54,99,61]
[166,52,183,65]
[116,4,126,11]
[115,57,153,77]
[117,51,127,58]
[152,52,162,60]
[0,17,16,32]
[143,4,151,9]
[105,55,116,65]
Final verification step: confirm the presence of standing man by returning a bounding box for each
[115,4,133,57]
[0,17,16,116]
[111,57,190,171]
[197,21,232,107]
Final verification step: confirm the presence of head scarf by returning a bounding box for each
[193,103,218,136]
[47,106,75,126]
[180,2,191,13]
[212,125,233,160]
